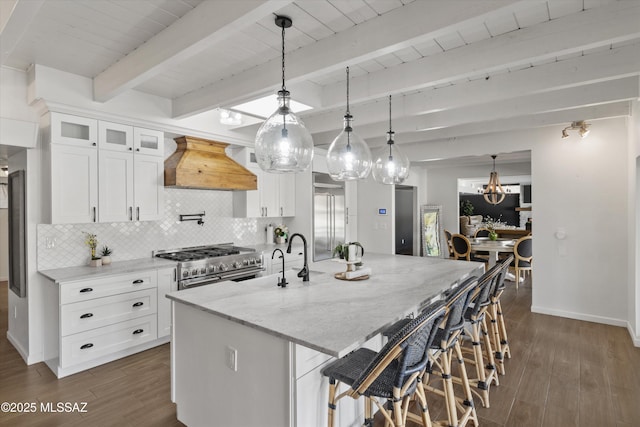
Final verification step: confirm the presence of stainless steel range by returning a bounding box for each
[154,243,263,290]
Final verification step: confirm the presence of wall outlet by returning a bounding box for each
[226,346,238,372]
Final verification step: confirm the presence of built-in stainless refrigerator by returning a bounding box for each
[313,173,345,261]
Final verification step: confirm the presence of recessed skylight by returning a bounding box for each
[231,94,313,119]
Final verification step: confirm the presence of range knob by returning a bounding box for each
[200,267,207,275]
[208,265,217,273]
[233,261,241,269]
[254,257,262,265]
[242,259,249,266]
[191,268,199,276]
[182,270,189,278]
[219,263,229,272]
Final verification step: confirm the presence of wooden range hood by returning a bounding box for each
[164,136,257,191]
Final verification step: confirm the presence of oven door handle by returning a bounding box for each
[218,268,264,282]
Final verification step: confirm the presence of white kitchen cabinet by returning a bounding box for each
[233,148,296,217]
[50,144,99,224]
[133,127,164,157]
[44,268,171,378]
[45,112,165,224]
[98,120,133,152]
[98,122,164,222]
[50,112,98,147]
[157,267,178,338]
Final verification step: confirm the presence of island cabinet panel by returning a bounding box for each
[157,267,177,338]
[44,268,171,378]
[173,303,290,427]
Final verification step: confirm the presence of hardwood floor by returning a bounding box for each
[0,281,183,427]
[0,277,639,427]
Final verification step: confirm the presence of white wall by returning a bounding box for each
[404,118,630,329]
[631,99,640,344]
[357,177,394,254]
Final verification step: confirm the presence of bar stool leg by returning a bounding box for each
[327,379,337,427]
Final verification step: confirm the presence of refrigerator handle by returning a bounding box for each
[326,195,331,251]
[331,194,336,249]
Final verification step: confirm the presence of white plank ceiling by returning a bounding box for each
[1,0,639,156]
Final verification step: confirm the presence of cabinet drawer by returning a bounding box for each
[295,344,332,379]
[60,314,157,368]
[61,271,157,304]
[61,289,157,336]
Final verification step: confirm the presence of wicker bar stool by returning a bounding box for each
[422,277,480,427]
[322,301,447,427]
[487,256,513,375]
[459,264,502,408]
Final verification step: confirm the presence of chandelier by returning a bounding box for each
[483,155,506,205]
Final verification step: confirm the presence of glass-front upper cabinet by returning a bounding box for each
[50,112,98,147]
[98,121,134,152]
[134,127,164,157]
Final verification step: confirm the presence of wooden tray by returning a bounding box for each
[334,272,369,281]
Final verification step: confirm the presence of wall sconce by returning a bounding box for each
[561,121,590,139]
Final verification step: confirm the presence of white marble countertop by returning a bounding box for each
[167,253,483,357]
[39,258,178,283]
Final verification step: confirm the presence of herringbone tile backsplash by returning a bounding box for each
[37,188,281,270]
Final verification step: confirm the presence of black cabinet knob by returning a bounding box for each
[80,313,93,319]
[132,329,144,335]
[132,302,143,307]
[80,343,93,350]
[80,288,93,293]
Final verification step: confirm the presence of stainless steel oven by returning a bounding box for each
[154,244,263,290]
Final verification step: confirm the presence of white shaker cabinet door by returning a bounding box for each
[133,154,164,221]
[279,175,296,217]
[98,150,134,222]
[50,144,98,224]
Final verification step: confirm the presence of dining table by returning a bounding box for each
[469,237,515,268]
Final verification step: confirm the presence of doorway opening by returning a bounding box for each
[395,185,416,255]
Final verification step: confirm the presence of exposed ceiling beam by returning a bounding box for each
[321,0,640,109]
[93,0,292,103]
[303,42,640,134]
[386,102,631,148]
[172,0,525,118]
[310,77,638,145]
[0,0,44,67]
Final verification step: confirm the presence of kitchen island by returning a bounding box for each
[167,253,483,427]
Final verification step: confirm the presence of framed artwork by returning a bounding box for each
[420,205,443,257]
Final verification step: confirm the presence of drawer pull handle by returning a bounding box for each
[79,288,93,293]
[80,313,93,319]
[80,343,93,350]
[132,329,144,335]
[132,279,144,284]
[132,302,143,307]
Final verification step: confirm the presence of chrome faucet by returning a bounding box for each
[271,248,288,288]
[287,233,309,282]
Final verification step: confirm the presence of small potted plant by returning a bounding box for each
[332,242,346,259]
[84,232,101,266]
[101,245,113,265]
[274,225,288,244]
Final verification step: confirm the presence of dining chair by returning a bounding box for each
[510,235,532,289]
[473,228,491,238]
[444,229,454,258]
[322,301,447,427]
[451,233,488,263]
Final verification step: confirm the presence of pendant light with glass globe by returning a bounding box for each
[326,67,372,181]
[372,95,410,185]
[254,15,314,173]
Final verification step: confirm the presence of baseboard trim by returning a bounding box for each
[530,305,627,328]
[627,323,640,347]
[6,331,29,363]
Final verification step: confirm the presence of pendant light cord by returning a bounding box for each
[388,95,394,158]
[345,67,351,116]
[281,23,286,93]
